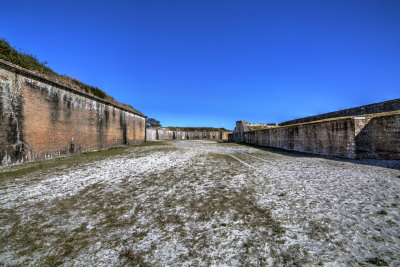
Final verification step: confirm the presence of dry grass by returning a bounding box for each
[1,140,399,266]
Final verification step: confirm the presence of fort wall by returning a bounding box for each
[146,128,231,141]
[0,60,146,165]
[231,118,358,158]
[355,113,400,159]
[280,98,400,126]
[229,111,400,160]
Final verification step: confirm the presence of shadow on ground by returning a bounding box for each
[227,141,400,170]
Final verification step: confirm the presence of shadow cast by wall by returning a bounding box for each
[355,115,400,160]
[230,142,400,170]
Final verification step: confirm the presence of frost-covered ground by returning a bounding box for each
[1,140,399,266]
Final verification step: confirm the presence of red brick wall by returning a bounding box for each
[1,65,145,165]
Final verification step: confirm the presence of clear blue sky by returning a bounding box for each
[1,0,399,129]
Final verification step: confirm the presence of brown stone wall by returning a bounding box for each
[231,113,399,159]
[1,66,146,165]
[242,118,357,158]
[356,114,400,159]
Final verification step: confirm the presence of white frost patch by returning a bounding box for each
[1,140,399,266]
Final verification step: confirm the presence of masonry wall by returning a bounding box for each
[355,114,400,159]
[280,98,400,126]
[230,113,400,160]
[146,128,231,141]
[0,63,146,165]
[239,118,358,158]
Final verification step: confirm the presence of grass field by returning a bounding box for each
[1,140,399,266]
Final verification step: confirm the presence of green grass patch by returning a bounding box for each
[367,257,388,266]
[0,38,143,115]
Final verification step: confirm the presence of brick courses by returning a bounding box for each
[0,62,146,165]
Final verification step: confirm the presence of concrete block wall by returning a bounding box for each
[0,61,146,165]
[146,128,231,141]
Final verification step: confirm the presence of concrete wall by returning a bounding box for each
[229,114,400,160]
[146,128,231,141]
[355,114,400,159]
[232,119,358,159]
[1,61,146,165]
[280,98,400,126]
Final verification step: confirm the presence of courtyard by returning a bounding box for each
[1,140,399,266]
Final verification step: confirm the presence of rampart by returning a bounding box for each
[280,98,400,126]
[0,59,146,165]
[146,128,231,141]
[229,102,400,160]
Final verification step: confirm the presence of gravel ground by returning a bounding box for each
[1,140,399,266]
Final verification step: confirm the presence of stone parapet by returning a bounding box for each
[230,111,400,159]
[280,98,400,126]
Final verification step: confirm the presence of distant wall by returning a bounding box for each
[1,60,146,165]
[246,123,278,127]
[280,98,400,126]
[146,128,231,141]
[229,114,400,160]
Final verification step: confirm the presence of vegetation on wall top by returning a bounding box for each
[146,118,162,128]
[0,38,107,99]
[145,118,229,131]
[0,38,141,115]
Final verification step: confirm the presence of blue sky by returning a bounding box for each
[1,0,399,129]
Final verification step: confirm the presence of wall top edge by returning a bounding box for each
[243,110,400,133]
[0,58,147,118]
[147,128,232,132]
[280,98,400,126]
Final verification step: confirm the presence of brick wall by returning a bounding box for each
[1,64,146,165]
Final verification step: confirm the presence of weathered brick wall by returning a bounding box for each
[280,98,400,126]
[221,131,229,140]
[146,128,231,141]
[355,114,400,159]
[241,118,358,158]
[1,64,146,165]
